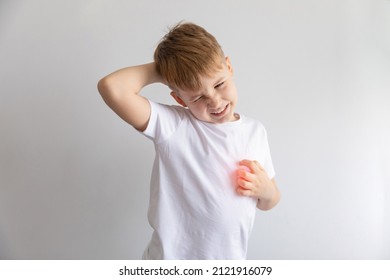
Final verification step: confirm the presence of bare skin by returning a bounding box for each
[98,60,280,210]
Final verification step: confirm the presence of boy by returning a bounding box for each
[98,22,280,259]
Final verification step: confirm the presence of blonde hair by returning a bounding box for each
[154,22,225,91]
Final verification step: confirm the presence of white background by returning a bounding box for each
[1,0,389,259]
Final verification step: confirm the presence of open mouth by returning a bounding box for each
[210,104,229,118]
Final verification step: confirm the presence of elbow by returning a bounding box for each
[97,76,118,105]
[97,77,110,98]
[257,189,281,211]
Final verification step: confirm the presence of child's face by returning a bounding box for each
[171,57,238,124]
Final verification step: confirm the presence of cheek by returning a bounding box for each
[224,86,237,100]
[189,104,208,117]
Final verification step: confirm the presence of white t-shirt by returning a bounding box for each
[141,100,275,259]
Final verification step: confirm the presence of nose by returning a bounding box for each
[207,92,222,110]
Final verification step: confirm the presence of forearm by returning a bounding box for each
[97,62,163,131]
[98,62,161,98]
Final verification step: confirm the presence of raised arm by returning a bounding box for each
[97,62,162,131]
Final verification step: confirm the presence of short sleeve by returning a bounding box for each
[261,126,275,179]
[142,100,186,143]
[248,119,275,180]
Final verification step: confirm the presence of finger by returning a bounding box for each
[237,169,256,182]
[237,165,251,173]
[237,177,254,190]
[239,159,264,175]
[239,159,256,173]
[237,187,254,197]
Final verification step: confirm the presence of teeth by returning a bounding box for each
[211,105,227,115]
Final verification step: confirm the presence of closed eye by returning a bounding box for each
[192,96,204,103]
[215,81,225,89]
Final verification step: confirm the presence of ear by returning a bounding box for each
[170,92,187,107]
[225,56,234,75]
